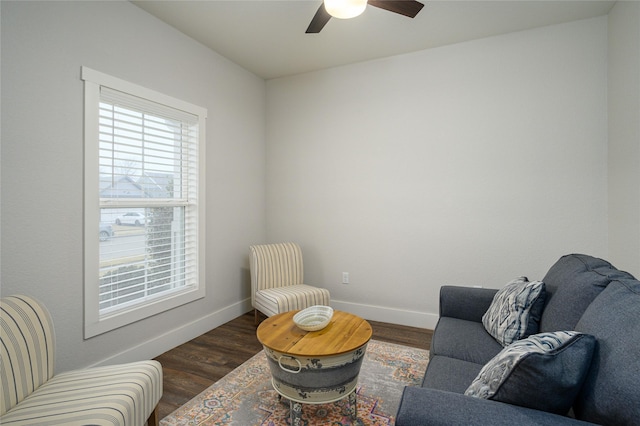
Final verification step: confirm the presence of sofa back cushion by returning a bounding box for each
[573,278,640,425]
[539,254,632,332]
[0,295,56,415]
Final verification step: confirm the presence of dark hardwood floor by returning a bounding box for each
[153,311,433,420]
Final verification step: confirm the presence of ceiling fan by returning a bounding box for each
[306,0,425,33]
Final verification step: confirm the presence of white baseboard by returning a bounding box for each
[91,298,253,368]
[91,299,436,367]
[330,300,438,330]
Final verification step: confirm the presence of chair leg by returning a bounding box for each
[147,405,159,426]
[254,308,258,326]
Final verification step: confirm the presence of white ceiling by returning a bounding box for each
[131,0,616,80]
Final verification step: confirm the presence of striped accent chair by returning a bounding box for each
[1,295,163,426]
[250,242,330,324]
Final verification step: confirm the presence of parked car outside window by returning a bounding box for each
[99,223,114,241]
[115,212,146,226]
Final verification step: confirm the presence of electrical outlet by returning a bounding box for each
[342,272,349,284]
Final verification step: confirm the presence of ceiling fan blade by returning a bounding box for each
[306,3,332,33]
[368,0,425,18]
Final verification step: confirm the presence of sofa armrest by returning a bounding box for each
[439,286,498,322]
[396,387,594,426]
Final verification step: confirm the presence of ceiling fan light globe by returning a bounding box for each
[324,0,367,19]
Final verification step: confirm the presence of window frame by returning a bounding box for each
[82,66,207,339]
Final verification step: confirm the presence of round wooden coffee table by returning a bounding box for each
[257,310,372,426]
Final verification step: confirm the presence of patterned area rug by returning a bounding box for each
[161,340,429,426]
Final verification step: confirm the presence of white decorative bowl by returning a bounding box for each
[293,305,334,331]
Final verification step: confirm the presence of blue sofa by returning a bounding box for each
[396,254,640,425]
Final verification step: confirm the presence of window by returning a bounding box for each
[82,67,207,338]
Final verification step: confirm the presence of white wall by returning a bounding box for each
[608,1,640,277]
[1,1,266,371]
[266,17,609,328]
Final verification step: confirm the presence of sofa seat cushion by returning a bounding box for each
[465,331,595,415]
[422,355,483,394]
[0,360,162,425]
[574,279,640,425]
[540,254,632,332]
[397,387,594,426]
[482,277,546,346]
[431,317,503,365]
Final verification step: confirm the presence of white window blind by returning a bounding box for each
[83,67,206,338]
